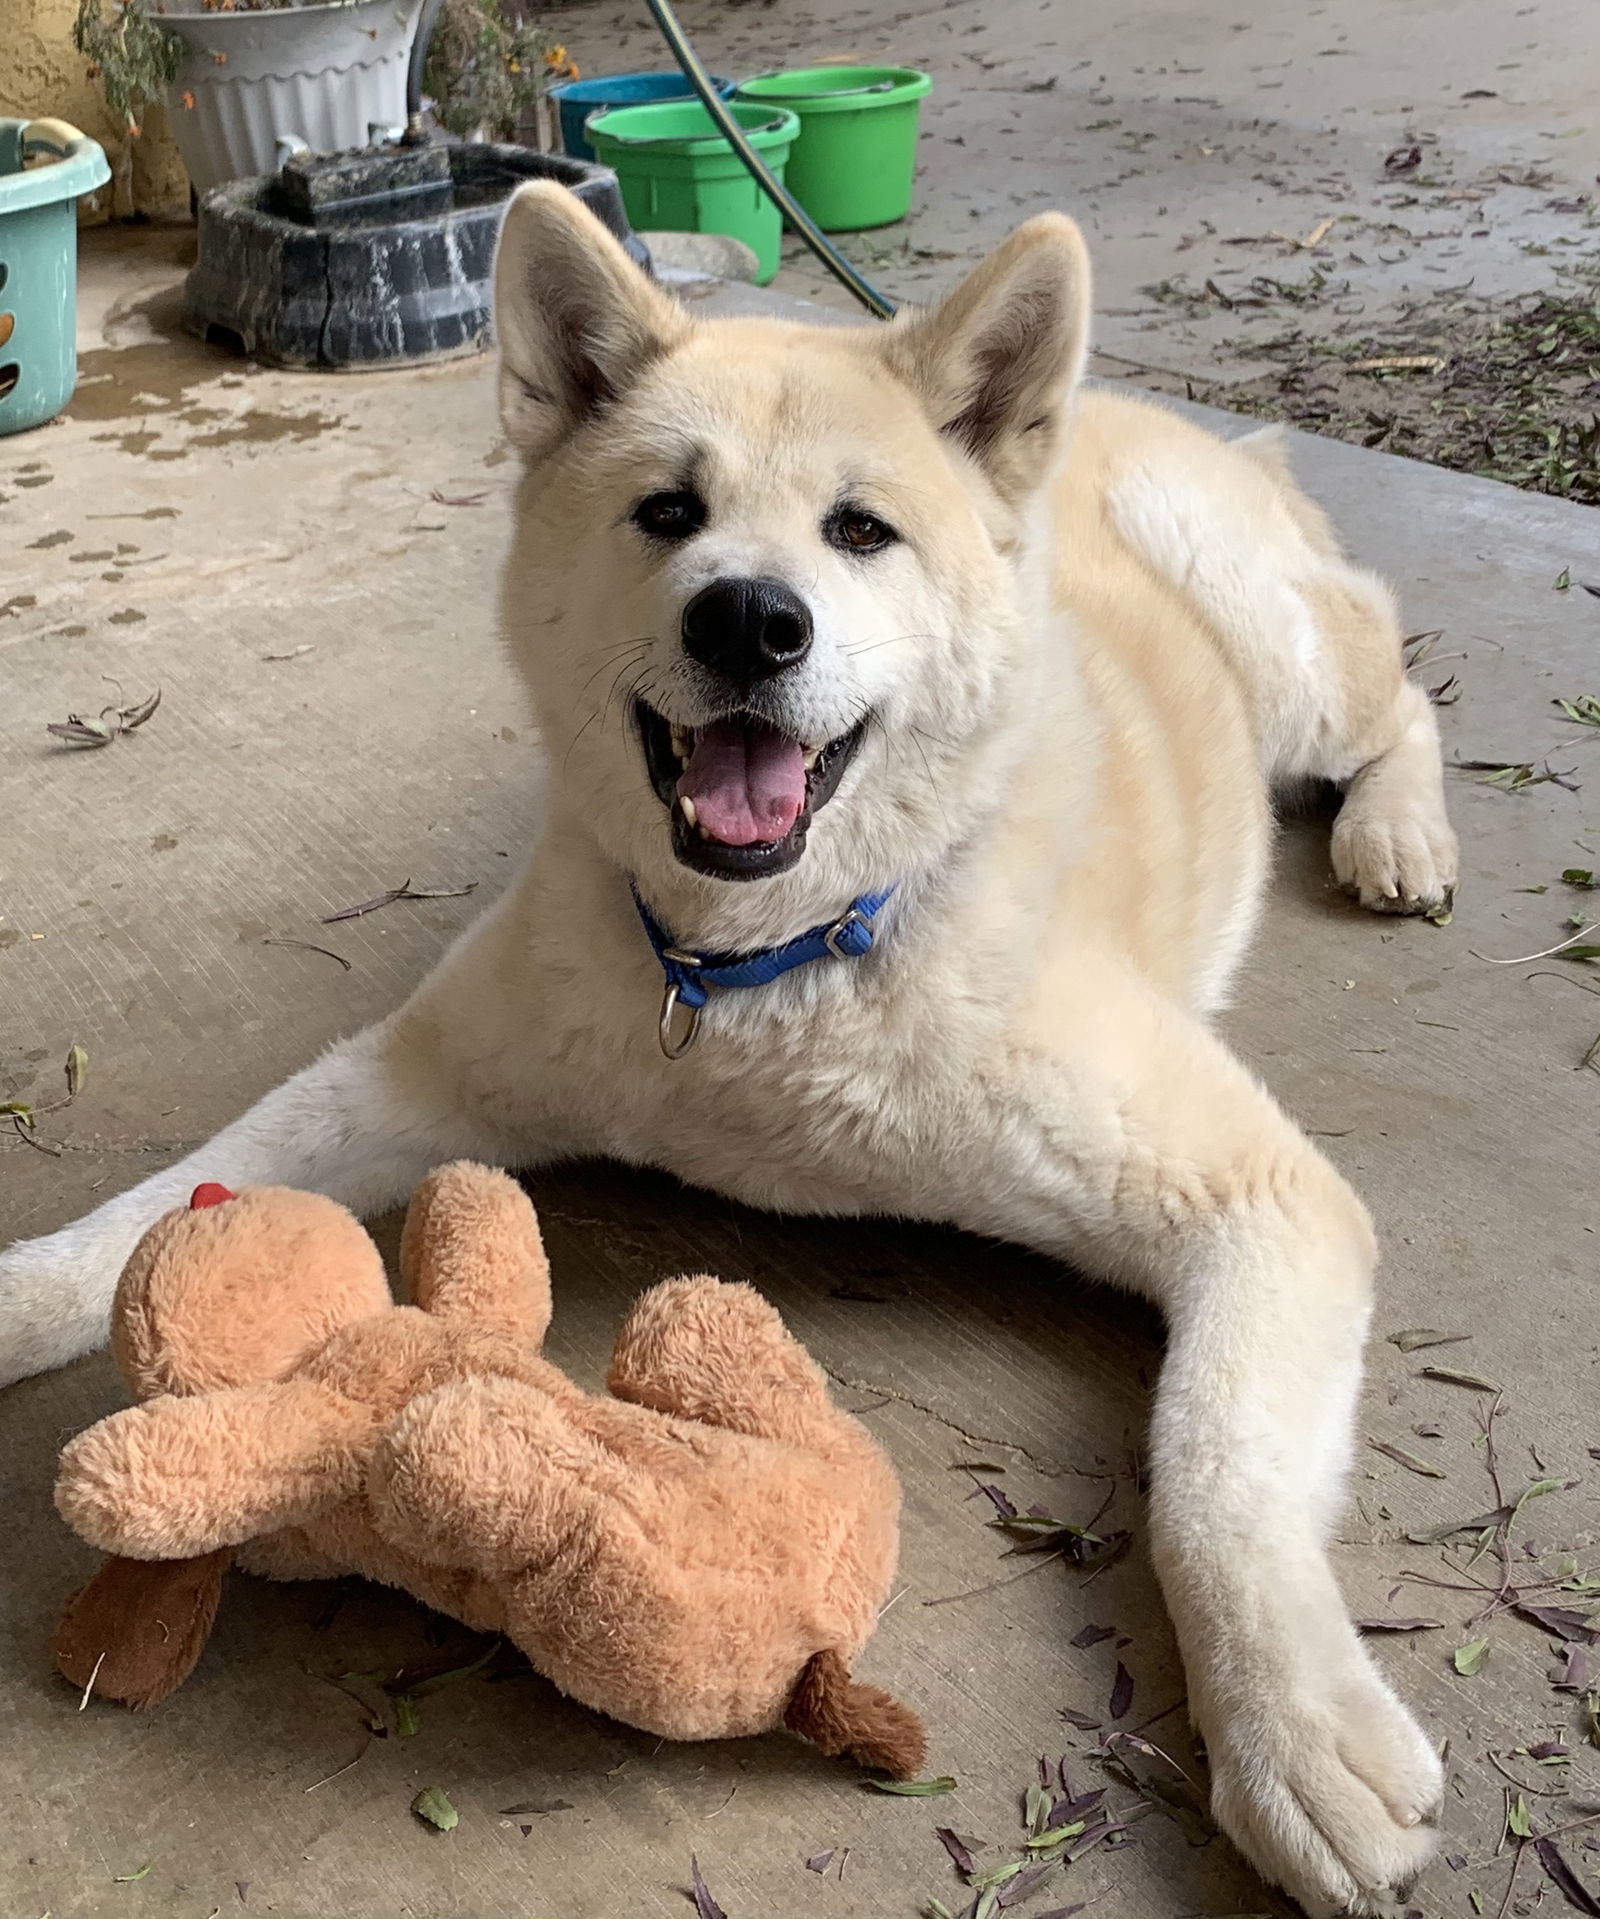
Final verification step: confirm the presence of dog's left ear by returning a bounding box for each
[493,182,689,461]
[881,213,1091,502]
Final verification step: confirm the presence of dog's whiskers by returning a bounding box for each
[577,639,654,699]
[603,659,652,736]
[904,727,951,834]
[560,710,601,776]
[843,631,940,658]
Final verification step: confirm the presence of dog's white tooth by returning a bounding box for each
[671,727,690,760]
[803,746,822,771]
[679,794,697,827]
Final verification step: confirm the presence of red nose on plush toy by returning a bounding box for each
[189,1183,235,1210]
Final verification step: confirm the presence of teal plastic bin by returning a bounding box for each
[551,72,736,164]
[0,118,111,436]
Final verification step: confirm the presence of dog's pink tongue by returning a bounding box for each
[677,719,807,846]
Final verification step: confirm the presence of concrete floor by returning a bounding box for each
[3,42,1600,1919]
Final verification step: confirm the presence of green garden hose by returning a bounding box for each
[641,0,898,319]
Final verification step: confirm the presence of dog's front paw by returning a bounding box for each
[1331,801,1458,916]
[1205,1663,1443,1917]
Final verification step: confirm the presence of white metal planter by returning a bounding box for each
[156,0,425,194]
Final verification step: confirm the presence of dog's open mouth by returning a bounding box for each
[637,700,869,880]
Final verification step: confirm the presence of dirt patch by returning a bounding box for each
[1120,261,1600,505]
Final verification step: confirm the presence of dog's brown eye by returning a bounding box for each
[828,507,896,554]
[633,490,707,541]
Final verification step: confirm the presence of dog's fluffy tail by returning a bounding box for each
[784,1648,928,1779]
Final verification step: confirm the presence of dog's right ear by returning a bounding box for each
[493,183,688,461]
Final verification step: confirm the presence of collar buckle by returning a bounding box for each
[822,905,874,961]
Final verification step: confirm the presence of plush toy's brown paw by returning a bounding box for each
[784,1648,928,1780]
[54,1549,231,1709]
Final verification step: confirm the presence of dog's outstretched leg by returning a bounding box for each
[943,955,1443,1917]
[0,1017,500,1389]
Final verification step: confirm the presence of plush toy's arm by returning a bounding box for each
[56,1378,375,1559]
[400,1162,552,1345]
[607,1278,875,1462]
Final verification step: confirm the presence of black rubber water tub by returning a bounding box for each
[183,141,649,371]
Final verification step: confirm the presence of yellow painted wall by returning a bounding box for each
[0,0,188,218]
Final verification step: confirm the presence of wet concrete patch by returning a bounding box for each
[185,407,343,450]
[84,394,343,460]
[67,341,229,423]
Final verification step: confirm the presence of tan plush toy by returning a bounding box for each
[52,1162,925,1776]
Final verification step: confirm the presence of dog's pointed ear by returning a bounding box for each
[493,182,688,461]
[880,213,1091,501]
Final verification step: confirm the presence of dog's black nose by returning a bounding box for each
[680,576,813,684]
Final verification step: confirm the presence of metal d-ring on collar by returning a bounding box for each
[629,882,897,1060]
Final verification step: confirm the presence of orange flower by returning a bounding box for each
[181,89,196,109]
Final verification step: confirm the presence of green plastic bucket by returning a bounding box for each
[0,118,110,436]
[586,99,799,285]
[733,65,931,231]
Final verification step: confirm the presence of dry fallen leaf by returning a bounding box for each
[411,1786,458,1831]
[1388,1328,1471,1352]
[934,1828,975,1874]
[1534,1835,1600,1917]
[1369,1438,1447,1478]
[1418,1365,1503,1393]
[1059,1708,1104,1732]
[1453,1637,1490,1676]
[47,685,161,750]
[689,1855,728,1919]
[322,878,478,924]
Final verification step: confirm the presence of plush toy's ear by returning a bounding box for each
[400,1162,553,1346]
[57,1379,375,1560]
[54,1549,231,1710]
[493,181,688,462]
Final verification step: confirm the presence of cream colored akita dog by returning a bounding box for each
[1,186,1458,1913]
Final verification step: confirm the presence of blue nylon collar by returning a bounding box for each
[630,880,896,1058]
